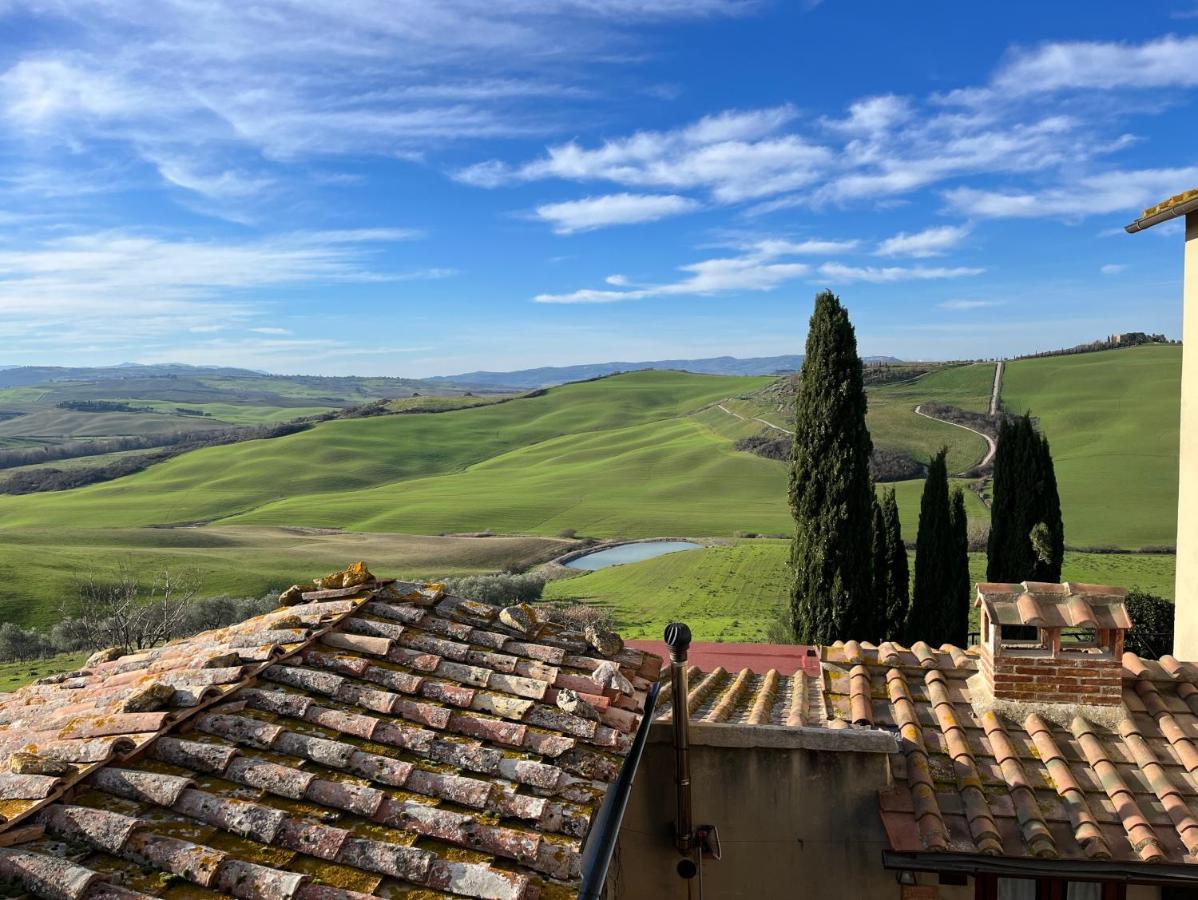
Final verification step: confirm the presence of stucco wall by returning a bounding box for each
[608,723,973,900]
[609,723,1171,899]
[1177,211,1198,660]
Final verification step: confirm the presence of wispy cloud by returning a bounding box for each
[0,228,431,346]
[534,193,701,233]
[876,224,971,257]
[0,0,750,208]
[458,106,831,204]
[939,298,1002,311]
[1101,263,1128,275]
[818,262,984,283]
[534,240,814,303]
[987,34,1198,96]
[944,166,1198,219]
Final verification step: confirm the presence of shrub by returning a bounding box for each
[439,572,546,606]
[539,602,614,633]
[735,433,789,461]
[557,528,578,539]
[1125,590,1174,659]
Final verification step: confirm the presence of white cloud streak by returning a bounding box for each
[0,228,442,347]
[534,239,814,303]
[458,105,831,203]
[817,262,984,284]
[876,224,971,257]
[944,166,1198,219]
[939,299,1002,311]
[990,34,1198,95]
[534,193,701,233]
[0,0,750,204]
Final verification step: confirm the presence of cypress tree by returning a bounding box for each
[1030,431,1064,581]
[879,487,909,641]
[947,486,971,646]
[789,291,874,644]
[987,414,1065,582]
[870,493,888,642]
[908,448,955,645]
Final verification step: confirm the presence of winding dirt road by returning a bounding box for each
[913,405,996,473]
[716,403,794,436]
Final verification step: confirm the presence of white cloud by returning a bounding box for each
[876,224,971,257]
[817,262,984,284]
[0,228,430,346]
[939,299,1002,311]
[534,193,701,233]
[458,105,831,203]
[821,94,913,135]
[944,166,1198,219]
[753,238,860,254]
[251,326,293,335]
[0,0,750,205]
[990,34,1198,95]
[534,240,813,303]
[1101,263,1128,275]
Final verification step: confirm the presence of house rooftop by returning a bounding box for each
[1125,187,1198,233]
[0,563,660,900]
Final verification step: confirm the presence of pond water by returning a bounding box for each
[564,540,703,571]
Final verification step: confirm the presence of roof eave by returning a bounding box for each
[1125,195,1198,233]
[883,850,1198,886]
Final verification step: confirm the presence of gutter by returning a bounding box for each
[1125,195,1198,233]
[577,679,662,900]
[883,850,1198,886]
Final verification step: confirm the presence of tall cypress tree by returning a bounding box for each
[947,486,971,646]
[789,291,874,644]
[987,414,1065,582]
[908,448,955,645]
[872,493,891,642]
[879,487,909,641]
[1031,431,1065,582]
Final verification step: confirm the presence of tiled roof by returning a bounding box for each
[976,581,1132,630]
[1141,187,1198,219]
[625,640,822,677]
[0,566,660,899]
[651,662,826,727]
[822,638,1198,866]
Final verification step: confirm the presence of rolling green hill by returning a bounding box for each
[544,542,1177,641]
[1001,345,1180,549]
[0,347,1181,632]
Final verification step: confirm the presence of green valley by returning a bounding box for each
[0,346,1181,639]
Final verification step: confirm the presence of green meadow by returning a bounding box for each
[543,542,1177,642]
[1001,345,1180,549]
[0,347,1181,639]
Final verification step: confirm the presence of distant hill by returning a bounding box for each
[0,363,266,388]
[432,354,902,389]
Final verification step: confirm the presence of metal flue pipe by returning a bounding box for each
[664,621,693,854]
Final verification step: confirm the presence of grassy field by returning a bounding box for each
[0,528,571,629]
[0,350,1181,633]
[1002,345,1180,549]
[543,542,792,641]
[0,372,772,531]
[543,541,1177,642]
[723,362,996,475]
[0,651,89,692]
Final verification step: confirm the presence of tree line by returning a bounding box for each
[788,291,1065,647]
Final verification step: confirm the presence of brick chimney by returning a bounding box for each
[975,582,1130,707]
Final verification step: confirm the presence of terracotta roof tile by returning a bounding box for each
[817,610,1198,869]
[0,565,658,899]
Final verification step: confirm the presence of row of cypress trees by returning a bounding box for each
[787,291,1062,648]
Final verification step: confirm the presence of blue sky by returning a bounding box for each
[1,1,1196,376]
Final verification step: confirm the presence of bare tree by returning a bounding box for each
[64,562,201,653]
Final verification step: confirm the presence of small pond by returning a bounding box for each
[564,540,703,571]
